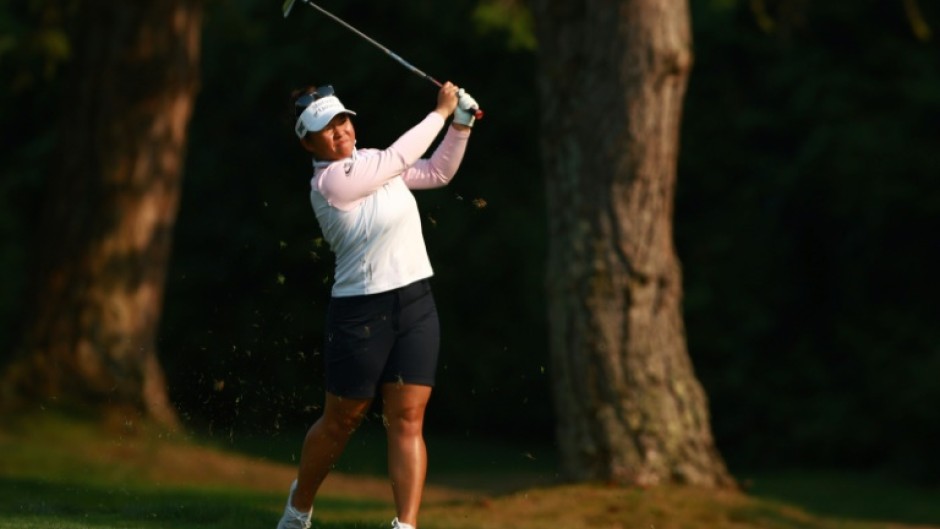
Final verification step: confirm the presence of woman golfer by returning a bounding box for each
[276,81,478,529]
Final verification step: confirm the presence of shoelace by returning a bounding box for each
[285,508,311,529]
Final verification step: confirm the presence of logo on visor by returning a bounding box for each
[296,91,354,139]
[311,97,341,118]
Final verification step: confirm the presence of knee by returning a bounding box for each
[383,405,425,437]
[321,409,366,439]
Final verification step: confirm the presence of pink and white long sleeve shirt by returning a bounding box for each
[310,112,469,297]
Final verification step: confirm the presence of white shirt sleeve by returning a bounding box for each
[315,112,455,211]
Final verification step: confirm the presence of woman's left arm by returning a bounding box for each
[401,125,471,190]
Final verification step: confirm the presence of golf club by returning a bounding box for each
[282,0,483,119]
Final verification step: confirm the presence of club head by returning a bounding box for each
[282,0,297,18]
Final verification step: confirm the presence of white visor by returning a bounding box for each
[295,95,356,139]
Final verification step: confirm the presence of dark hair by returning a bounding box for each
[291,86,319,115]
[289,85,319,138]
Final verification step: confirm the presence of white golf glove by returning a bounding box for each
[453,88,479,128]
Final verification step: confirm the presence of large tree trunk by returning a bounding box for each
[1,0,202,426]
[532,0,734,487]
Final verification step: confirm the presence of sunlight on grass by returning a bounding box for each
[211,419,561,494]
[1,410,938,529]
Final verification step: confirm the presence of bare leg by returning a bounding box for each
[292,392,372,511]
[382,383,432,528]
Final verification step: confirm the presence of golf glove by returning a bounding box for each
[454,89,479,128]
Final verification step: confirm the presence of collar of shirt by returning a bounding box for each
[312,148,358,170]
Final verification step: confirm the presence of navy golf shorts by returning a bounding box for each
[323,279,440,399]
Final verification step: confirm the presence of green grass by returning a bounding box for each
[743,470,940,527]
[2,410,939,529]
[0,478,278,529]
[0,477,394,529]
[222,420,560,492]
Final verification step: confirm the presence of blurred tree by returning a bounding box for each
[0,0,203,426]
[678,0,940,481]
[531,0,734,487]
[0,1,69,357]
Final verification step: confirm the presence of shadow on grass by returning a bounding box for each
[212,421,561,494]
[729,504,828,529]
[741,470,940,527]
[0,477,388,529]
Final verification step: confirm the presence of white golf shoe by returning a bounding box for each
[391,517,415,529]
[276,480,312,529]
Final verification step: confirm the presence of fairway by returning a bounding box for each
[2,411,939,529]
[2,4,938,528]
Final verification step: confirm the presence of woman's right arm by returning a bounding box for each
[315,112,446,210]
[315,82,461,210]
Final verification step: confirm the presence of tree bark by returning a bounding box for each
[1,0,203,427]
[532,0,734,487]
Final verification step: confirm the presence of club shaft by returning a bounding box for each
[295,0,482,119]
[302,0,441,87]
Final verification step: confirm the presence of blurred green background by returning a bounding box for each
[1,0,938,486]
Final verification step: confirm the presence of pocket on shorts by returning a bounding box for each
[325,294,391,359]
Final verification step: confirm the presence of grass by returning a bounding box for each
[1,409,939,529]
[222,418,561,493]
[741,470,940,527]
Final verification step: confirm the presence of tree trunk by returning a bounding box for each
[532,0,734,487]
[1,0,203,427]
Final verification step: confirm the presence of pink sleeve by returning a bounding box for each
[400,125,470,190]
[314,112,447,210]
